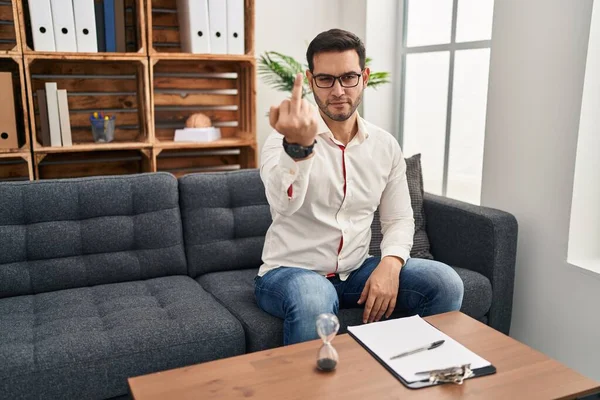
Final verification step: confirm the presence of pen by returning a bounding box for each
[389,340,445,360]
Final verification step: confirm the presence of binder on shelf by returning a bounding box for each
[57,90,72,146]
[104,0,116,52]
[72,0,98,52]
[114,0,126,52]
[347,315,496,389]
[208,0,227,54]
[177,0,211,54]
[36,89,52,147]
[50,0,78,52]
[226,0,244,55]
[94,0,106,52]
[44,82,62,147]
[0,72,19,150]
[29,0,56,51]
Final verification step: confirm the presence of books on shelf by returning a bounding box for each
[177,0,245,54]
[38,83,73,147]
[28,0,127,52]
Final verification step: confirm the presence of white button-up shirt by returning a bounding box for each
[259,114,414,280]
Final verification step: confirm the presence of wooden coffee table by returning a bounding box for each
[128,311,600,399]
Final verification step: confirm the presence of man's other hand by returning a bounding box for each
[357,256,404,323]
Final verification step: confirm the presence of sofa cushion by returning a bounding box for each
[198,267,492,352]
[370,153,434,260]
[178,170,271,277]
[0,276,245,400]
[0,173,187,298]
[453,266,493,319]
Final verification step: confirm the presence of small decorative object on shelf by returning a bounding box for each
[185,112,212,128]
[90,112,116,143]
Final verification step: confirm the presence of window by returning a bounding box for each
[398,0,494,205]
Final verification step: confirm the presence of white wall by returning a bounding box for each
[481,0,599,380]
[568,0,600,270]
[363,0,399,135]
[255,0,343,155]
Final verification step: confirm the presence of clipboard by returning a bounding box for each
[348,329,496,389]
[346,315,497,389]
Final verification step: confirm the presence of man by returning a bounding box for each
[256,29,464,346]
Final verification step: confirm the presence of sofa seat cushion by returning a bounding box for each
[198,266,492,352]
[197,269,371,352]
[0,276,245,400]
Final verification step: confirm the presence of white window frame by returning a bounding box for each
[397,0,492,196]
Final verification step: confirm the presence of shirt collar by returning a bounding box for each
[316,110,369,145]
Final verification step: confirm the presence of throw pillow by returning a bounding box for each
[369,153,434,260]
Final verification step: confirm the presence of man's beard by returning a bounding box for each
[313,91,363,122]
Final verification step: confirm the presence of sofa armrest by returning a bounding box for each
[423,193,518,335]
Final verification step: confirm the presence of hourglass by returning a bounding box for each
[316,313,340,372]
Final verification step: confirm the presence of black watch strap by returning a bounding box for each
[282,138,316,159]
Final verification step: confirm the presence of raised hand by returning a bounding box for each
[269,72,318,147]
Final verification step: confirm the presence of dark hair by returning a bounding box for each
[306,29,366,72]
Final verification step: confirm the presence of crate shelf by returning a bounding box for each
[25,55,151,151]
[155,147,244,178]
[17,0,146,56]
[0,151,33,180]
[147,0,254,57]
[0,1,21,54]
[34,148,152,179]
[149,56,256,168]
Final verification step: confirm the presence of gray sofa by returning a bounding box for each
[0,170,517,399]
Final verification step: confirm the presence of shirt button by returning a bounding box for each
[289,169,295,175]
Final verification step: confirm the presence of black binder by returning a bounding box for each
[348,330,497,389]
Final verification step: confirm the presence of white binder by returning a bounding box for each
[45,83,62,147]
[177,0,211,53]
[50,0,78,52]
[208,0,227,54]
[57,90,72,146]
[72,0,98,52]
[226,0,244,54]
[28,0,56,51]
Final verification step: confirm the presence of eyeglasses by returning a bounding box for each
[312,71,364,88]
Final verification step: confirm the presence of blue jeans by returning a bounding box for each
[254,257,464,345]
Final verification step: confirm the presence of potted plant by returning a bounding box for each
[258,51,390,100]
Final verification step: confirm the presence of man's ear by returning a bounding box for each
[305,70,313,91]
[363,67,371,88]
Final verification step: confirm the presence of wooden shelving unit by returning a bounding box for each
[0,1,22,54]
[0,0,257,180]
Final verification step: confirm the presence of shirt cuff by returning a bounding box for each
[381,246,411,266]
[278,149,315,180]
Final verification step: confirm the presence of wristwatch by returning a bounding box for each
[282,138,316,159]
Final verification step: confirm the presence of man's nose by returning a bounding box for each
[331,79,345,96]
